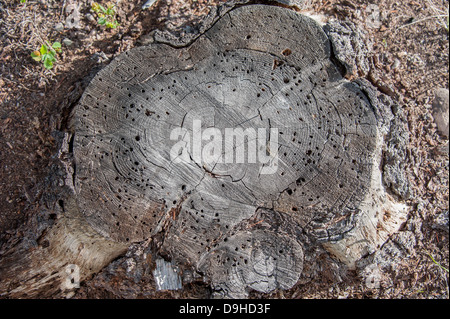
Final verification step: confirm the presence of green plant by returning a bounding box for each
[31,42,62,70]
[427,251,449,273]
[91,2,120,29]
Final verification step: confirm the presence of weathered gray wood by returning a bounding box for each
[0,4,409,298]
[323,20,373,79]
[70,5,380,296]
[198,227,304,298]
[152,0,311,47]
[0,197,127,298]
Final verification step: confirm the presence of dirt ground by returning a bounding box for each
[0,0,448,299]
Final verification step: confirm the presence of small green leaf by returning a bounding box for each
[99,4,107,14]
[42,52,56,65]
[48,54,57,62]
[106,7,115,16]
[41,54,50,64]
[43,59,54,69]
[31,51,41,61]
[52,42,62,53]
[52,42,61,50]
[98,17,106,25]
[40,44,48,55]
[106,20,119,29]
[91,2,100,12]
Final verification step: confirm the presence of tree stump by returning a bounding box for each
[0,4,408,298]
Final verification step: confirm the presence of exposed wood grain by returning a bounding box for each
[69,5,381,296]
[0,4,409,298]
[0,197,127,298]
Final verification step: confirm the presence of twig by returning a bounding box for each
[426,251,449,272]
[397,14,449,30]
[2,77,40,92]
[61,0,67,17]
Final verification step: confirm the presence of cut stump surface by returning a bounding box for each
[71,5,383,297]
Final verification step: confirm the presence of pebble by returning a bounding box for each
[142,0,158,10]
[365,4,382,29]
[138,31,155,45]
[85,13,95,23]
[62,38,73,46]
[391,59,401,70]
[432,88,449,138]
[54,22,64,32]
[91,51,109,64]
